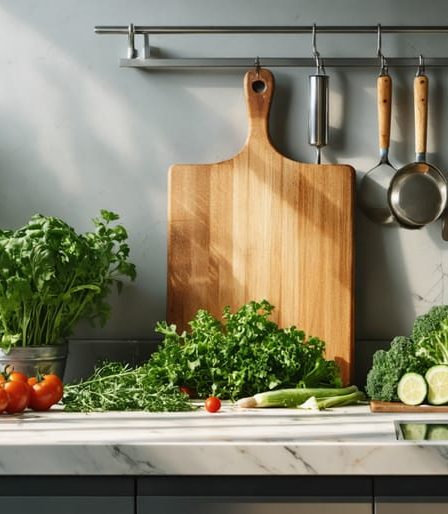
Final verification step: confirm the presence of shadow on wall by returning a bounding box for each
[1,3,448,344]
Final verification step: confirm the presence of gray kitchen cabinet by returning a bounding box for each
[0,477,134,514]
[139,496,371,514]
[137,476,373,514]
[376,504,448,514]
[374,477,448,514]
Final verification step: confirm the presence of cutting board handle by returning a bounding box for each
[244,68,274,145]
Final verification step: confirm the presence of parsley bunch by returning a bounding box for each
[150,300,342,399]
[0,210,136,350]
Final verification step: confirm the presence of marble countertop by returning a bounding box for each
[1,404,448,475]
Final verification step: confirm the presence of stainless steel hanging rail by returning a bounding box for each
[95,25,448,35]
[119,57,448,69]
[95,25,448,69]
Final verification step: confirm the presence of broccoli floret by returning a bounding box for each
[411,305,448,343]
[415,318,448,367]
[366,336,425,401]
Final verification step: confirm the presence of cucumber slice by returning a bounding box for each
[425,365,448,405]
[401,423,428,440]
[397,372,427,406]
[427,425,448,440]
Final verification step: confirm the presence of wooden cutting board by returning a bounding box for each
[167,68,355,384]
[370,401,448,413]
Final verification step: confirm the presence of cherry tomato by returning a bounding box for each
[204,396,221,413]
[2,381,30,414]
[28,374,64,411]
[0,388,9,412]
[179,386,195,398]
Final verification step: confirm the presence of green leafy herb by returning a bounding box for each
[63,361,193,412]
[0,210,136,350]
[63,300,342,412]
[149,300,342,400]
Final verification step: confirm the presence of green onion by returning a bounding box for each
[237,385,358,408]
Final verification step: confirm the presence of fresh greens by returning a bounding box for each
[237,385,358,409]
[299,390,365,411]
[366,305,448,402]
[411,305,448,344]
[0,210,136,350]
[63,300,342,412]
[150,300,342,400]
[366,336,425,402]
[63,361,193,412]
[415,312,448,367]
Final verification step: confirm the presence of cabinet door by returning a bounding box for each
[376,503,448,514]
[0,477,134,514]
[138,476,373,514]
[0,495,133,514]
[374,477,448,514]
[138,496,371,514]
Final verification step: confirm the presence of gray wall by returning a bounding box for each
[1,0,448,361]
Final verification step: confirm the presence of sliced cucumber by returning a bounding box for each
[427,425,448,441]
[397,372,427,406]
[401,423,428,441]
[425,365,448,405]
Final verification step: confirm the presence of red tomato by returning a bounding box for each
[179,386,195,398]
[28,374,64,411]
[8,371,28,383]
[0,388,9,412]
[2,381,30,414]
[205,396,221,413]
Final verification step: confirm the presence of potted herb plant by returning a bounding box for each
[0,210,136,378]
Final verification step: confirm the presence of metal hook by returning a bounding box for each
[254,56,261,76]
[377,24,388,75]
[417,54,425,76]
[312,24,325,74]
[127,23,137,59]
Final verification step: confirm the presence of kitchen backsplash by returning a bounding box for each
[1,0,448,377]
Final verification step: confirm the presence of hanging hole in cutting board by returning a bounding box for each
[252,80,267,93]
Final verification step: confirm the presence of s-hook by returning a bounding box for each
[127,23,137,59]
[312,23,325,75]
[254,56,261,76]
[377,23,388,75]
[308,24,329,164]
[417,53,425,76]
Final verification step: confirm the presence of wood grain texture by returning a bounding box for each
[167,68,355,384]
[370,401,448,413]
[414,74,428,155]
[377,74,392,151]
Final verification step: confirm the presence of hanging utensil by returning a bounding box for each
[388,55,447,228]
[308,24,329,164]
[359,25,397,224]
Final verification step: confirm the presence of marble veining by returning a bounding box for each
[1,405,448,475]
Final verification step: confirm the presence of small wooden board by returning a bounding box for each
[370,401,448,413]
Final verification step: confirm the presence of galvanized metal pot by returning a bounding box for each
[0,342,68,379]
